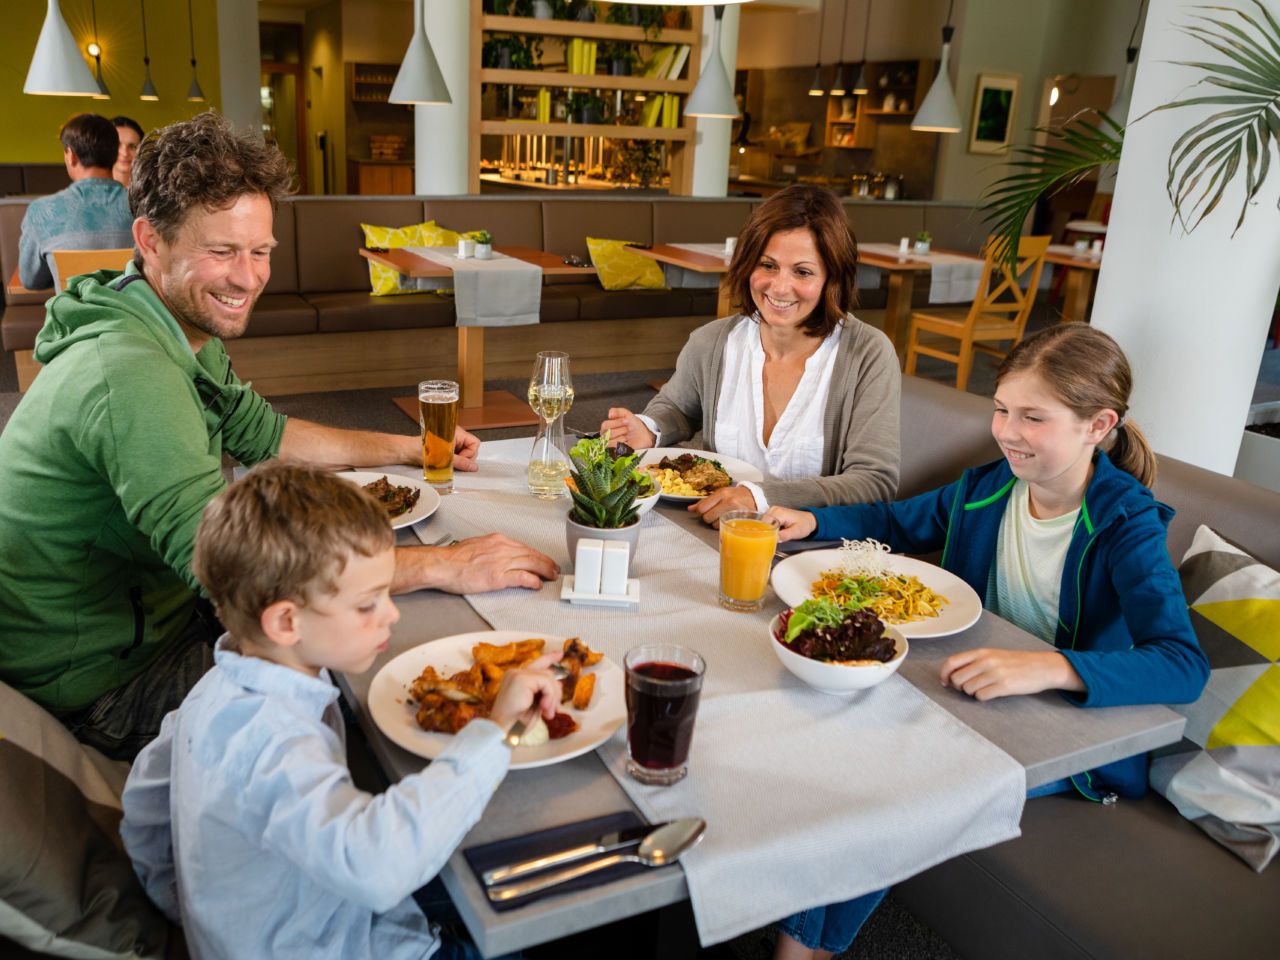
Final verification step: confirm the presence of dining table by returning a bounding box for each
[335,439,1187,959]
[625,243,734,320]
[1044,244,1104,324]
[358,245,597,430]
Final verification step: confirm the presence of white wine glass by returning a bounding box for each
[527,351,574,499]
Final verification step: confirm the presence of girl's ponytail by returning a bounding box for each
[1105,419,1157,488]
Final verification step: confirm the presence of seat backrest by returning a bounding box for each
[963,234,1050,336]
[50,248,134,292]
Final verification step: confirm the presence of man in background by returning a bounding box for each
[17,113,133,290]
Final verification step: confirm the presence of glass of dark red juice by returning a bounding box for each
[623,644,706,786]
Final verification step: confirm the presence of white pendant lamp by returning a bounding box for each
[186,0,206,102]
[686,4,739,118]
[911,1,960,133]
[389,0,451,104]
[24,0,99,96]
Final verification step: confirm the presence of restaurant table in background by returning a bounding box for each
[359,246,596,430]
[6,267,47,299]
[627,243,734,319]
[854,245,969,349]
[1045,244,1104,324]
[336,440,1186,958]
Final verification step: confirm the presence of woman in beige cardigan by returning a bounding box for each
[601,185,901,525]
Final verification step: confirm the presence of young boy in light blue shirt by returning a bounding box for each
[121,462,561,960]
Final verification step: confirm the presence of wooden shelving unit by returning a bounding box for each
[823,60,936,149]
[468,1,703,194]
[347,62,404,105]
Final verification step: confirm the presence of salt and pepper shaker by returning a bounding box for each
[573,540,603,594]
[564,538,639,607]
[898,237,911,254]
[1090,239,1104,256]
[599,543,630,597]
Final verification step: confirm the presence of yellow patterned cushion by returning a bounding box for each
[360,222,421,296]
[586,237,667,291]
[420,220,463,248]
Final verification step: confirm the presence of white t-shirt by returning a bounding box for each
[711,316,841,509]
[990,479,1079,644]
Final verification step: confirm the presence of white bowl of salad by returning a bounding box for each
[769,601,908,696]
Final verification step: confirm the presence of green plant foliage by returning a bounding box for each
[567,434,642,528]
[610,139,664,188]
[1137,0,1280,234]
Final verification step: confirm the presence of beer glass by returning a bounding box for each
[419,379,459,494]
[526,352,574,498]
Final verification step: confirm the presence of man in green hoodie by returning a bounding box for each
[0,113,557,760]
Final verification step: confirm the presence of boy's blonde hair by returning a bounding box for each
[193,462,395,640]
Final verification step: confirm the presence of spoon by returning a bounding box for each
[486,817,707,902]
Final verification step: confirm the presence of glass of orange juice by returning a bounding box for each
[718,510,780,612]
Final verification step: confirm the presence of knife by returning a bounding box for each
[481,822,665,887]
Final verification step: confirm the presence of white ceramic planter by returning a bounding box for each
[474,243,493,260]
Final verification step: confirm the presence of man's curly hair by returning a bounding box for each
[130,111,294,241]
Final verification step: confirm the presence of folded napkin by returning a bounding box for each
[462,811,656,912]
[406,246,542,327]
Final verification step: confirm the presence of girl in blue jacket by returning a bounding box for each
[765,324,1208,960]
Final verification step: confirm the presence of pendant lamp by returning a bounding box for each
[911,0,960,133]
[686,4,739,118]
[389,0,451,104]
[138,0,158,100]
[807,0,826,96]
[87,1,109,98]
[24,0,100,96]
[828,0,851,97]
[851,0,872,95]
[186,0,206,102]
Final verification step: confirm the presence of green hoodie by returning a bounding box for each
[0,264,286,713]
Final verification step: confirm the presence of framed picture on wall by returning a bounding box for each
[969,73,1019,154]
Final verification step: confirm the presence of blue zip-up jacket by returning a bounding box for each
[806,451,1209,799]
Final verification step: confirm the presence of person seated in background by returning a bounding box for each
[0,111,556,762]
[17,113,134,290]
[600,184,900,526]
[111,115,144,188]
[122,463,559,960]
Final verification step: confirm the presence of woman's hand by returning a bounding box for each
[939,649,1085,701]
[689,485,758,525]
[768,506,817,542]
[453,426,480,472]
[598,408,656,450]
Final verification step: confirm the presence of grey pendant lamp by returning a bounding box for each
[88,0,110,98]
[686,4,739,118]
[807,0,826,96]
[851,0,872,95]
[828,0,851,97]
[186,0,206,102]
[138,0,158,100]
[911,0,960,132]
[389,0,451,104]
[24,0,100,96]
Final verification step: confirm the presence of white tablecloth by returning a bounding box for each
[858,242,986,304]
[407,439,1026,946]
[405,246,542,327]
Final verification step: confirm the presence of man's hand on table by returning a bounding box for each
[452,425,480,472]
[392,534,559,595]
[939,649,1085,700]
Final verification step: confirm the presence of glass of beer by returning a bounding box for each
[418,379,459,494]
[624,644,706,786]
[718,510,780,611]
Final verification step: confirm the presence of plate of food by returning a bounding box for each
[770,538,981,639]
[638,448,763,503]
[337,471,440,530]
[367,631,625,770]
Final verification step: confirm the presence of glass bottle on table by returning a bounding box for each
[527,351,574,498]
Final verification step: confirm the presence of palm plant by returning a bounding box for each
[567,434,642,529]
[980,1,1280,270]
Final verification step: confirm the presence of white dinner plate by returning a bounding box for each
[770,550,982,639]
[638,447,764,503]
[337,471,441,530]
[367,631,625,770]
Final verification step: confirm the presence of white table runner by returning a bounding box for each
[858,242,986,304]
[660,243,727,289]
[406,440,1025,946]
[405,246,542,327]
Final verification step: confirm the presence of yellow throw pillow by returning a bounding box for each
[360,221,421,296]
[420,220,463,248]
[586,237,667,291]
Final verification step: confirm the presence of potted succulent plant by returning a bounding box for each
[914,230,932,255]
[564,434,648,574]
[471,229,493,259]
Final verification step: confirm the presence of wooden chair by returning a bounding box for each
[49,247,134,293]
[904,235,1051,391]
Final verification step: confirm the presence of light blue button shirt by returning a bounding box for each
[121,637,511,960]
[17,177,134,290]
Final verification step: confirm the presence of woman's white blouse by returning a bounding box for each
[712,316,841,509]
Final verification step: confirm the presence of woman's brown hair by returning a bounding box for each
[997,325,1158,487]
[723,184,859,338]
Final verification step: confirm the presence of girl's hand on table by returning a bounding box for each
[453,426,480,472]
[689,485,758,525]
[939,649,1085,700]
[598,408,655,450]
[768,507,817,542]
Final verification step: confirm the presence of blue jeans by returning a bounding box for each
[777,779,1073,952]
[417,877,523,960]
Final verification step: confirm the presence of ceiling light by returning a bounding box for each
[186,0,206,102]
[911,1,960,133]
[24,0,100,96]
[390,0,451,104]
[87,42,100,58]
[686,5,739,119]
[1049,83,1060,106]
[138,0,158,100]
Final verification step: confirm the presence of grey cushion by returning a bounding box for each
[243,293,317,338]
[308,290,455,333]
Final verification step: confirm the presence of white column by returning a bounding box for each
[1091,0,1280,475]
[690,5,742,197]
[217,0,263,138]
[412,0,470,195]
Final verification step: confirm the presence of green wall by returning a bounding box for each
[2,0,222,162]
